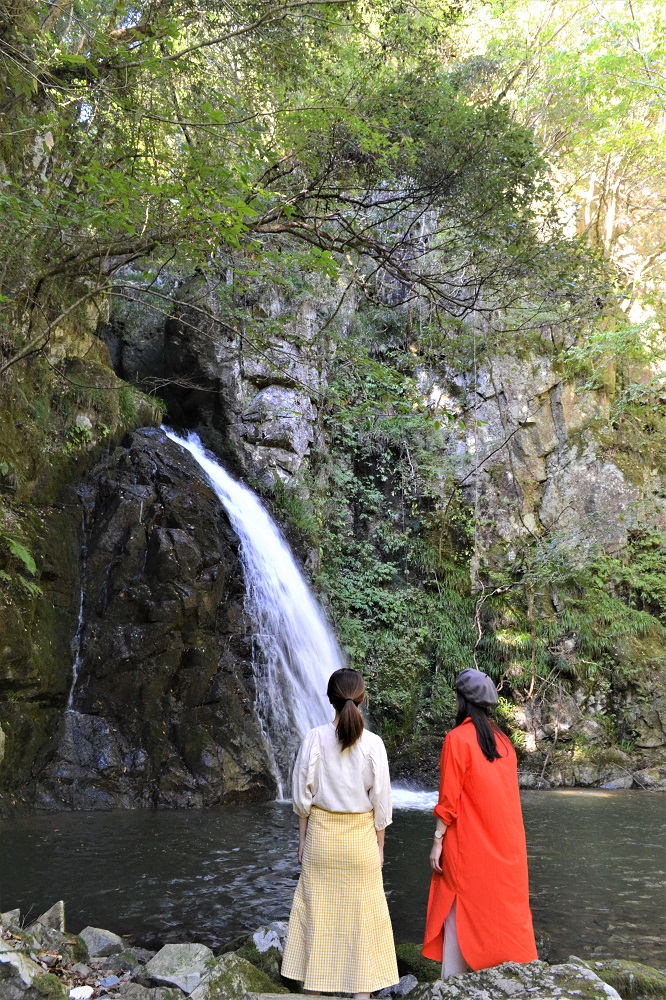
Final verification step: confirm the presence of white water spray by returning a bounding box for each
[165,429,341,794]
[66,508,87,713]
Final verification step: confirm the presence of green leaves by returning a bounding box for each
[4,537,37,577]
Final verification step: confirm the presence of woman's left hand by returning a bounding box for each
[429,838,443,874]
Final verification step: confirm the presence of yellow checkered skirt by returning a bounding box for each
[281,806,399,993]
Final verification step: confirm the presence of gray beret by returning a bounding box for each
[455,668,498,707]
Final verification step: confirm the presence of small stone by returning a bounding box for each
[144,943,214,995]
[72,964,93,977]
[70,987,95,1000]
[374,974,418,998]
[100,976,121,988]
[35,902,66,933]
[75,415,94,431]
[80,927,126,958]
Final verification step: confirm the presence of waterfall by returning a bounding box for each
[165,429,342,795]
[66,506,87,713]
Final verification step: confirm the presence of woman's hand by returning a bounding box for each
[297,815,308,865]
[430,838,443,874]
[377,827,385,867]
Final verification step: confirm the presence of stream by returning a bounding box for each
[1,789,663,967]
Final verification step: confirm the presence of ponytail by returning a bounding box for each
[455,694,503,762]
[327,668,365,750]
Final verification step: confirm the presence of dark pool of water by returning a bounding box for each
[0,791,664,966]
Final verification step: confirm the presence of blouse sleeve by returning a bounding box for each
[291,728,320,817]
[434,731,468,826]
[369,737,393,830]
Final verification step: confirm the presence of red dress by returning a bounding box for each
[422,718,538,970]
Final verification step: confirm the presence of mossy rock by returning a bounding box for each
[191,952,288,1000]
[585,959,666,1000]
[236,943,283,986]
[34,973,68,1000]
[396,942,440,983]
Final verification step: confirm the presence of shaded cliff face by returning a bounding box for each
[33,429,276,809]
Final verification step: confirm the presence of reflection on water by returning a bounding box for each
[0,791,663,966]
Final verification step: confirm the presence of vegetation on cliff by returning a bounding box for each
[1,0,665,792]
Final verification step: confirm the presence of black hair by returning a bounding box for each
[455,694,506,762]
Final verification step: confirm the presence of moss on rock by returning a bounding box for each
[34,973,68,1000]
[396,942,441,983]
[235,943,283,986]
[584,959,666,1000]
[191,952,288,1000]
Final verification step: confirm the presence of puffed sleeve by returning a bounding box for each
[369,737,393,830]
[291,728,320,817]
[433,731,468,826]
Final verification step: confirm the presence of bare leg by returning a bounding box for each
[441,900,469,979]
[353,993,371,999]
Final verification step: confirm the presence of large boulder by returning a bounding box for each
[0,946,47,1000]
[408,961,621,1000]
[189,953,287,1000]
[79,926,125,958]
[31,901,65,933]
[34,429,276,809]
[144,943,214,995]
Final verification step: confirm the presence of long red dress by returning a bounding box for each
[422,718,538,970]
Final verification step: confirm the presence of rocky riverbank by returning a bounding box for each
[2,903,666,1000]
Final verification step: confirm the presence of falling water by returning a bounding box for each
[165,429,342,795]
[66,507,87,713]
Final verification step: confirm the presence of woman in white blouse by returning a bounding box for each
[281,668,399,998]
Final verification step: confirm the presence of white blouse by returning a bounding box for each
[291,722,392,830]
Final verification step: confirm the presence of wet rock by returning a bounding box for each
[375,975,418,998]
[409,960,621,1000]
[79,927,125,958]
[189,952,287,1000]
[144,943,213,994]
[36,429,276,809]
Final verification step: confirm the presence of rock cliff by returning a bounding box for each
[1,429,276,811]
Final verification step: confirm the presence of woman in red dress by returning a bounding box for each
[423,668,538,978]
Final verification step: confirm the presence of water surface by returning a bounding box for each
[0,790,663,967]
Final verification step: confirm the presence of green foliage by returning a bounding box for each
[0,529,43,598]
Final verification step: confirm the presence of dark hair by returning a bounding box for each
[455,694,506,762]
[327,668,365,750]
